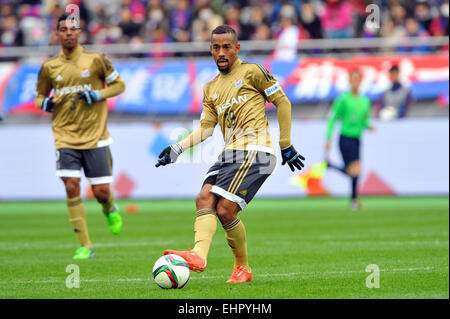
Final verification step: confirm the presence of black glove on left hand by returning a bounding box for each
[281,145,306,172]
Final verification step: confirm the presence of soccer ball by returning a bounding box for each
[152,254,190,289]
[379,106,398,121]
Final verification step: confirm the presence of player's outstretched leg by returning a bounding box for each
[93,185,122,234]
[163,209,215,273]
[164,186,218,273]
[163,249,208,273]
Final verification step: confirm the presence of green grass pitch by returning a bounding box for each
[0,197,448,299]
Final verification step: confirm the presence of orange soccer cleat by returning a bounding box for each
[163,249,207,273]
[226,265,252,283]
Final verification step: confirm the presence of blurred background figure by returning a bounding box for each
[272,3,300,61]
[377,65,413,120]
[300,0,323,39]
[320,0,353,39]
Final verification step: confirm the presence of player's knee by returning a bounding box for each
[92,185,110,203]
[195,186,216,209]
[346,161,361,176]
[62,178,80,198]
[216,199,239,225]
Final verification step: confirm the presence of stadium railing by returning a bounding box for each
[0,36,448,60]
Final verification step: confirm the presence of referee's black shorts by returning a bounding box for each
[203,148,276,210]
[339,135,360,168]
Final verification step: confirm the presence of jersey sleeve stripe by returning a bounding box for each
[255,63,270,81]
[259,64,273,80]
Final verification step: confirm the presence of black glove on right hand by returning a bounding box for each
[155,143,183,167]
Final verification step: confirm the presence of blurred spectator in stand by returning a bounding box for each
[391,3,407,26]
[223,3,251,40]
[320,0,353,39]
[0,13,24,48]
[242,5,269,39]
[351,0,371,38]
[268,0,301,25]
[300,0,322,39]
[144,0,170,34]
[272,3,300,61]
[119,6,142,41]
[398,16,432,53]
[414,1,434,33]
[380,15,406,52]
[429,0,449,38]
[168,0,192,42]
[192,6,223,42]
[377,65,413,119]
[17,4,46,46]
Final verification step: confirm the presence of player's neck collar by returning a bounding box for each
[220,58,242,77]
[59,45,83,61]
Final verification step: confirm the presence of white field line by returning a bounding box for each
[1,266,448,285]
[0,231,448,251]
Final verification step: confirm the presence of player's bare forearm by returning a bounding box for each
[272,94,292,149]
[99,77,126,100]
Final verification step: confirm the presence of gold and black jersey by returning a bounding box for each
[198,58,290,154]
[35,45,125,149]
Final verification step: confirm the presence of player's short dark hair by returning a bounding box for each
[57,12,80,30]
[389,65,399,73]
[349,68,362,76]
[211,25,238,43]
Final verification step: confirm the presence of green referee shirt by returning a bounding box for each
[326,92,371,140]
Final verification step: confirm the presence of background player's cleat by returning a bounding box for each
[226,265,252,283]
[73,247,94,260]
[163,249,207,273]
[105,206,122,234]
[350,199,363,211]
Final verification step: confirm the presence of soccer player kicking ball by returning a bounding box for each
[35,13,126,260]
[325,69,374,210]
[155,25,305,283]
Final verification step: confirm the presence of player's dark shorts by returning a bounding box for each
[55,146,113,185]
[203,149,276,210]
[339,135,360,168]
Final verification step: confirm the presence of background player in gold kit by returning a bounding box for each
[35,13,126,260]
[156,25,305,283]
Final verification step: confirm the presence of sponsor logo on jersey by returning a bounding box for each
[55,84,92,96]
[80,69,91,78]
[217,94,248,115]
[233,79,244,88]
[212,92,219,100]
[264,82,281,97]
[55,75,63,82]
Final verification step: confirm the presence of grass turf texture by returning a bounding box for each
[0,197,448,299]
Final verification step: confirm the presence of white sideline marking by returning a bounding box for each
[1,266,447,285]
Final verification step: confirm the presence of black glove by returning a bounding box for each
[281,145,305,172]
[77,90,102,105]
[155,143,183,167]
[40,96,55,113]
